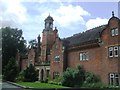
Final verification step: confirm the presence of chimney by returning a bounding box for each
[37,34,41,54]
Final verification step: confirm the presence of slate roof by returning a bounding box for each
[62,25,107,47]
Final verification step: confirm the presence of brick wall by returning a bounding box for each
[50,37,65,79]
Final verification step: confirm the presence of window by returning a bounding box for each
[115,28,118,35]
[111,28,118,36]
[108,47,113,57]
[110,73,114,85]
[111,29,115,36]
[108,46,120,58]
[114,46,118,57]
[80,52,89,61]
[119,46,120,57]
[109,73,120,86]
[115,74,119,86]
[54,55,60,62]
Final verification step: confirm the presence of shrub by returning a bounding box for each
[15,71,24,82]
[61,68,74,87]
[84,72,100,83]
[62,65,85,87]
[24,64,38,82]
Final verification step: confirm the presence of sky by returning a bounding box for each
[0,0,119,44]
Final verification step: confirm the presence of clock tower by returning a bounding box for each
[41,15,56,63]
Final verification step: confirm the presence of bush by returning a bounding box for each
[62,65,85,87]
[84,72,100,83]
[24,64,38,82]
[15,71,25,82]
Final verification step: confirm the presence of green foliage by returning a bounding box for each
[48,76,63,85]
[3,57,19,81]
[15,71,25,82]
[24,64,38,82]
[84,72,100,83]
[62,65,85,87]
[2,27,26,74]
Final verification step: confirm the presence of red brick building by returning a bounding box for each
[18,12,120,85]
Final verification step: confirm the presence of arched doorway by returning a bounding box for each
[41,69,44,81]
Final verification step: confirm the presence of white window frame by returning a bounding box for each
[86,52,89,60]
[111,28,118,36]
[109,73,120,86]
[83,53,86,60]
[114,46,118,57]
[111,29,115,36]
[80,53,83,61]
[115,74,120,86]
[80,52,89,61]
[109,47,113,57]
[110,73,114,85]
[118,46,120,57]
[115,28,118,36]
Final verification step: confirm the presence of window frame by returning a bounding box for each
[54,55,60,62]
[108,47,113,57]
[114,46,118,57]
[111,29,115,36]
[111,28,118,36]
[115,28,118,35]
[80,52,89,61]
[109,73,115,85]
[109,73,120,86]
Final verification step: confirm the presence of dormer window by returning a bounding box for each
[111,28,118,36]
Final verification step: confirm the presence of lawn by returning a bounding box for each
[16,82,69,88]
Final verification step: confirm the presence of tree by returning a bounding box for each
[24,64,38,82]
[28,39,37,48]
[2,27,26,74]
[3,57,19,81]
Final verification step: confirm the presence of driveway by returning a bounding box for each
[1,82,27,90]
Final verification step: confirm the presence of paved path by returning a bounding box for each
[1,82,28,90]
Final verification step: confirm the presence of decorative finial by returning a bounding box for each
[112,11,114,17]
[49,13,50,16]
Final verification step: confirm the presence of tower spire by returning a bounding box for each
[49,13,50,16]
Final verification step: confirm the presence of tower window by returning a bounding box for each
[54,55,60,62]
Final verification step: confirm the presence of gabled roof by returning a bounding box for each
[62,25,107,47]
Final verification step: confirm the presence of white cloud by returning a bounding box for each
[39,4,90,28]
[1,0,27,28]
[54,4,90,27]
[86,18,108,30]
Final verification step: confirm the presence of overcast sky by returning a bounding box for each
[0,0,119,43]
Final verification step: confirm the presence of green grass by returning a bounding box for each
[16,82,69,88]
